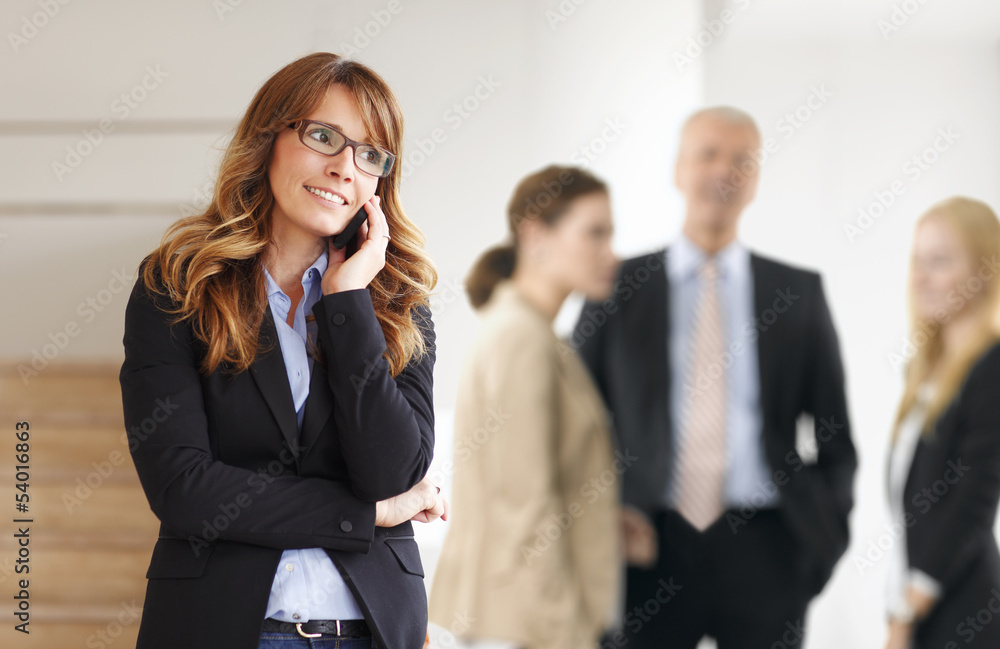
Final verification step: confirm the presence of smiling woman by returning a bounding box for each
[118,52,444,649]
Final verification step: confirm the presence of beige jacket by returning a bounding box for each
[430,280,620,649]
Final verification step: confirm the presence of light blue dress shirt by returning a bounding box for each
[665,233,780,509]
[261,250,366,622]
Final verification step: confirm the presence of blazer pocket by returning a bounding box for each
[145,538,214,579]
[383,536,424,577]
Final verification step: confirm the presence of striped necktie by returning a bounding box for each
[675,257,726,531]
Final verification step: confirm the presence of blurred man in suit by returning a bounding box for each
[573,107,857,649]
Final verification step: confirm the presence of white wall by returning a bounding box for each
[3,1,1000,647]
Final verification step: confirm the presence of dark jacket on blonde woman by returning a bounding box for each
[897,340,1000,647]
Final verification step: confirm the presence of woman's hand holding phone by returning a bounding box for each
[321,194,392,294]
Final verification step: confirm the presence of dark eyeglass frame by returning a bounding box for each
[288,119,396,178]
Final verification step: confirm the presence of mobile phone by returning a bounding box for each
[331,205,369,250]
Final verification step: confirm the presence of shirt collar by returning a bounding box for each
[261,248,330,298]
[667,231,748,283]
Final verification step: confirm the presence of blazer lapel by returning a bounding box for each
[652,248,671,447]
[638,248,671,462]
[750,254,779,448]
[300,356,335,460]
[249,305,301,461]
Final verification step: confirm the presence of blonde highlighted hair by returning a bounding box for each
[142,52,437,377]
[894,196,1000,436]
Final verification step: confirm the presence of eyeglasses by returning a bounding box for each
[288,119,395,178]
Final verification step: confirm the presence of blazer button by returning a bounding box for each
[332,313,346,325]
[340,520,353,532]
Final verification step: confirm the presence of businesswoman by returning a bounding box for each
[429,166,622,649]
[884,197,1000,649]
[119,53,445,649]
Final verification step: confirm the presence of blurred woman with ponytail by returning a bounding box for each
[883,197,1000,649]
[430,166,621,649]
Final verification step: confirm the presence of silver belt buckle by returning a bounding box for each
[295,620,342,638]
[296,623,323,639]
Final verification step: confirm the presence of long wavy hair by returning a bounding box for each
[893,196,1000,436]
[142,52,437,377]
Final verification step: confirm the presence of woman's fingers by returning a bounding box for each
[320,195,389,293]
[368,195,389,242]
[357,209,370,243]
[327,233,346,266]
[405,478,447,524]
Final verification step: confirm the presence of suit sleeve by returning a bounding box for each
[559,360,619,638]
[574,298,612,409]
[311,289,435,502]
[909,347,1000,589]
[804,273,858,551]
[484,327,558,514]
[120,263,376,553]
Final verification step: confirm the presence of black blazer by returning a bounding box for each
[119,257,435,649]
[573,246,857,594]
[901,340,1000,646]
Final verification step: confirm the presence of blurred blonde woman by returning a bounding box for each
[430,166,621,649]
[885,197,1000,649]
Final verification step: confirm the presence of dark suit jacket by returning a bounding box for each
[573,246,857,594]
[119,257,435,649]
[901,340,1000,645]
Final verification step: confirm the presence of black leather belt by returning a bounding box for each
[262,617,371,638]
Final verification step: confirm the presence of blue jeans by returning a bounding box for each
[257,632,375,649]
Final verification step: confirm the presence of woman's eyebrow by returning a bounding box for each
[316,120,373,142]
[311,119,344,130]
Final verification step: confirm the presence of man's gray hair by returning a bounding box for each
[681,106,761,143]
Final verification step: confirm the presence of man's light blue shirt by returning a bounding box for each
[261,250,365,622]
[665,233,779,509]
